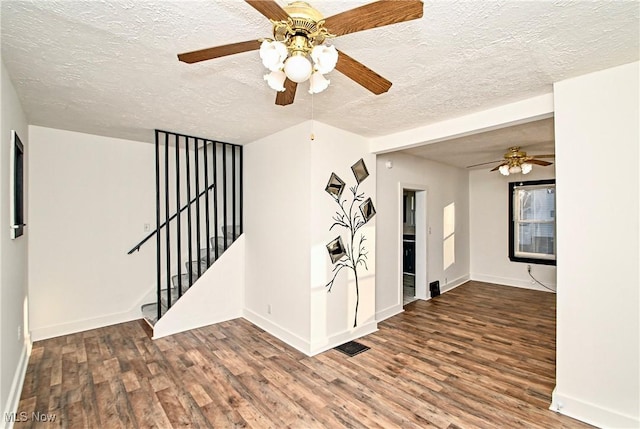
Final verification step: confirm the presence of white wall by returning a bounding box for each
[28,126,156,340]
[470,166,557,291]
[243,121,312,352]
[1,61,30,428]
[244,120,377,355]
[153,235,244,338]
[552,61,639,428]
[375,152,470,321]
[309,122,377,354]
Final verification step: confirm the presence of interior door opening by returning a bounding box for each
[401,186,427,307]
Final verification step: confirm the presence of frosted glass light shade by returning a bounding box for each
[311,45,338,74]
[264,70,286,91]
[499,165,510,176]
[521,163,533,174]
[509,165,522,174]
[284,54,312,83]
[260,40,288,72]
[308,72,330,94]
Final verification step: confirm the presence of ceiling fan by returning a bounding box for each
[177,0,424,106]
[467,147,555,176]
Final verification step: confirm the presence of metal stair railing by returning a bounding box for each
[128,129,243,323]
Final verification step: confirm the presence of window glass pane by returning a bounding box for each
[517,223,555,255]
[518,187,555,221]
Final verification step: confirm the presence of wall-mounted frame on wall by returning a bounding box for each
[351,158,369,184]
[359,197,376,223]
[10,130,25,239]
[326,236,347,264]
[325,172,346,199]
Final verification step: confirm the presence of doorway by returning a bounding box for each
[401,186,427,306]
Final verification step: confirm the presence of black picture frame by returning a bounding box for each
[11,130,25,239]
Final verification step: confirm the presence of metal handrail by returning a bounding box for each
[126,183,215,254]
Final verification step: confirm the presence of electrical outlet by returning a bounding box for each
[445,277,448,285]
[144,223,151,232]
[17,325,21,340]
[527,264,532,273]
[267,304,271,315]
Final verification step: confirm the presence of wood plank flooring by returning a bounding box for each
[15,281,593,428]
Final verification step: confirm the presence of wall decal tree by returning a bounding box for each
[325,159,375,327]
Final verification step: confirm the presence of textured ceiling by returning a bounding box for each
[1,0,638,148]
[401,117,555,169]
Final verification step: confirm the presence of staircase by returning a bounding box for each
[129,130,242,329]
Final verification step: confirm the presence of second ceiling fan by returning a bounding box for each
[178,0,424,106]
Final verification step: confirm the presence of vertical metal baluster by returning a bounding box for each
[175,135,182,297]
[185,137,193,286]
[194,138,201,277]
[213,143,219,260]
[155,130,161,321]
[165,132,171,309]
[223,143,228,250]
[239,145,243,235]
[232,145,236,242]
[204,140,211,267]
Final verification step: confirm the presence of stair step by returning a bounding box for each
[142,235,238,326]
[141,302,161,325]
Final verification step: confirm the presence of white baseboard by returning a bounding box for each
[376,304,404,323]
[309,321,378,356]
[551,388,639,428]
[30,309,141,341]
[439,274,469,294]
[2,339,31,429]
[243,308,312,356]
[471,273,556,293]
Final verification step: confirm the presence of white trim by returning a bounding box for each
[471,273,555,293]
[376,304,404,323]
[1,340,31,429]
[243,308,312,356]
[30,308,141,341]
[440,275,470,294]
[309,321,378,356]
[370,93,554,154]
[551,389,639,429]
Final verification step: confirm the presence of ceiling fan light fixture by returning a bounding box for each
[509,165,522,174]
[264,70,287,91]
[499,165,510,176]
[284,52,313,83]
[259,40,288,71]
[311,44,338,74]
[522,162,533,174]
[308,71,330,94]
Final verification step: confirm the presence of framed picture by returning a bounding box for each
[10,130,25,239]
[359,198,376,223]
[351,158,369,184]
[325,172,346,199]
[326,236,346,264]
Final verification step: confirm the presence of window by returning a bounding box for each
[509,179,555,265]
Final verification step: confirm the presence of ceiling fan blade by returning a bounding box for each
[532,154,555,158]
[528,159,553,166]
[275,78,297,106]
[245,0,290,21]
[490,163,507,172]
[178,40,261,64]
[335,50,392,94]
[466,160,502,168]
[324,0,424,37]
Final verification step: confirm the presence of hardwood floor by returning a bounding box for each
[15,281,592,428]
